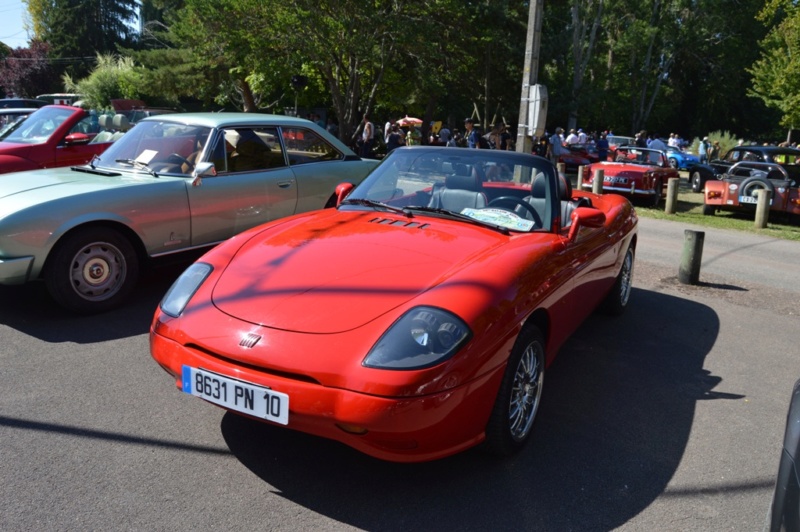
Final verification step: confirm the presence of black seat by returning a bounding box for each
[428,169,487,212]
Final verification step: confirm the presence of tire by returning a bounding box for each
[651,178,663,207]
[484,325,545,456]
[44,227,139,314]
[691,171,703,193]
[739,176,775,200]
[668,158,678,169]
[702,204,716,216]
[602,245,634,316]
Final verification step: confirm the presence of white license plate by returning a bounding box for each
[738,195,758,204]
[182,366,289,425]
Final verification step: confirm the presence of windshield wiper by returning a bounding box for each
[115,158,159,177]
[402,205,510,235]
[340,198,412,217]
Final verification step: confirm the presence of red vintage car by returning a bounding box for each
[558,143,600,172]
[0,105,116,174]
[150,147,638,462]
[703,158,800,219]
[581,146,679,206]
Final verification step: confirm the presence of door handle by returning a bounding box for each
[277,181,293,188]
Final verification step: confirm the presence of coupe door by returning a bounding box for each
[187,126,298,246]
[53,114,108,167]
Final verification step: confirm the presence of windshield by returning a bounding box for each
[94,120,213,176]
[342,147,559,233]
[0,106,76,144]
[615,147,665,167]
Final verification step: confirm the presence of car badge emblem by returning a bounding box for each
[239,333,262,348]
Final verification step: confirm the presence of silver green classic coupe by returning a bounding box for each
[0,113,379,313]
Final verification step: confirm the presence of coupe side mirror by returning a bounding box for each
[335,182,355,206]
[64,132,91,146]
[190,162,217,187]
[568,207,606,242]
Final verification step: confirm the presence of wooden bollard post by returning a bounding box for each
[592,168,604,195]
[678,230,705,285]
[754,189,772,229]
[665,177,679,214]
[576,165,585,190]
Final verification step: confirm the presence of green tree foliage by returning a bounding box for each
[24,0,139,79]
[749,1,800,131]
[62,54,142,108]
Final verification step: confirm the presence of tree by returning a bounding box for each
[62,54,143,109]
[749,1,800,132]
[24,0,140,79]
[0,40,55,97]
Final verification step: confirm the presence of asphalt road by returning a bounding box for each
[1,215,798,531]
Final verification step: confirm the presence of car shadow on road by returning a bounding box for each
[0,264,185,342]
[220,287,723,530]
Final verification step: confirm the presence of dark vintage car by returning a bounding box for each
[581,146,679,206]
[689,145,800,192]
[768,379,800,531]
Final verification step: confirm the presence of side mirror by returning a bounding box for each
[64,132,91,146]
[190,162,217,187]
[335,182,355,206]
[567,207,606,242]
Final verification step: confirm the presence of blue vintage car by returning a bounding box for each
[0,113,378,313]
[664,145,700,170]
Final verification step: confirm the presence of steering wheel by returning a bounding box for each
[488,196,542,226]
[166,153,194,171]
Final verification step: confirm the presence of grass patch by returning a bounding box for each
[633,173,800,241]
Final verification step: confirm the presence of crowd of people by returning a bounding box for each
[352,115,519,158]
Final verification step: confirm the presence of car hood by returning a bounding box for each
[211,210,507,333]
[0,167,152,210]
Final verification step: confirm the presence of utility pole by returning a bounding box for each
[515,0,545,156]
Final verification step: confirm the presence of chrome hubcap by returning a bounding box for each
[69,241,126,301]
[508,341,543,442]
[619,250,633,306]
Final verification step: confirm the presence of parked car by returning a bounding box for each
[558,143,600,172]
[0,108,37,134]
[581,146,680,206]
[607,135,635,158]
[768,378,800,531]
[689,145,800,192]
[664,145,700,170]
[149,146,638,463]
[0,113,379,313]
[0,105,117,173]
[0,98,47,109]
[702,155,800,219]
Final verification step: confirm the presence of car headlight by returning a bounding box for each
[159,262,213,318]
[363,307,472,370]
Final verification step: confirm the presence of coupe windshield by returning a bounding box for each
[615,147,665,167]
[94,120,213,176]
[343,147,558,233]
[0,106,75,144]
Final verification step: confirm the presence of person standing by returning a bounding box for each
[464,118,480,148]
[709,140,721,161]
[596,133,610,161]
[360,114,374,158]
[698,136,709,164]
[385,124,405,152]
[407,123,422,145]
[549,127,566,165]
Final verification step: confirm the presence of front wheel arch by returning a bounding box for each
[42,222,147,313]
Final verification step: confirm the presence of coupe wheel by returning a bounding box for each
[44,227,139,314]
[691,171,703,193]
[602,245,634,315]
[484,325,545,456]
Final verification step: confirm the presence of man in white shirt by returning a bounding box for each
[565,128,579,145]
[577,128,587,144]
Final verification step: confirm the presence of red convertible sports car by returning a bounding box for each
[150,147,638,462]
[0,104,115,174]
[581,146,679,207]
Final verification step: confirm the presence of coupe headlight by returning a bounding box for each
[159,262,213,318]
[363,307,472,370]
